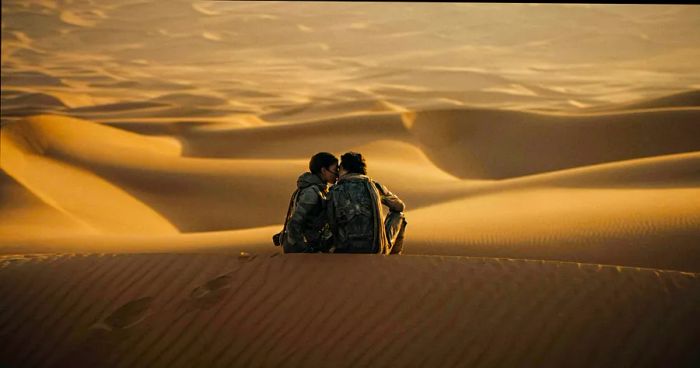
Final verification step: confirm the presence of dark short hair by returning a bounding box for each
[340,152,367,175]
[309,152,338,175]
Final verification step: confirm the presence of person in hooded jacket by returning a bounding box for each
[276,152,339,253]
[327,152,407,255]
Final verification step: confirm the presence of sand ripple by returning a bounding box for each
[0,253,698,367]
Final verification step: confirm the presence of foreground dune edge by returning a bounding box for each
[0,253,698,368]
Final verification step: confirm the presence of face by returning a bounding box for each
[321,163,339,184]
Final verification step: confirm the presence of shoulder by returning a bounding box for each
[337,174,372,184]
[371,180,388,194]
[328,182,343,196]
[297,186,322,204]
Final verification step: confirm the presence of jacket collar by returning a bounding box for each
[338,172,368,182]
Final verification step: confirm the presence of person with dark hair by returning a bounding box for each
[273,152,339,253]
[327,152,407,254]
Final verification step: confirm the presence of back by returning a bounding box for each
[328,177,377,253]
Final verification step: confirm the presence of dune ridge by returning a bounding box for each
[164,105,700,181]
[408,187,700,271]
[1,92,699,271]
[584,89,700,112]
[0,117,179,235]
[407,107,700,179]
[0,253,698,368]
[2,2,700,366]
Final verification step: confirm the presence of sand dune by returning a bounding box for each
[0,70,66,87]
[151,93,230,107]
[407,107,700,179]
[586,89,700,112]
[67,101,169,113]
[2,107,699,272]
[179,106,700,177]
[2,2,700,367]
[0,254,697,368]
[0,115,470,233]
[0,227,278,256]
[0,171,96,239]
[182,112,411,158]
[66,101,244,121]
[0,122,179,236]
[260,98,405,123]
[6,128,697,270]
[503,151,700,188]
[1,115,297,232]
[407,187,700,271]
[1,91,66,109]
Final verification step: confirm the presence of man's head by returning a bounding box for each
[309,152,339,184]
[339,151,367,176]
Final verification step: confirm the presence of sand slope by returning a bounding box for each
[407,187,700,271]
[0,115,472,233]
[1,98,699,271]
[0,253,698,368]
[406,107,700,179]
[0,171,96,237]
[1,2,699,367]
[0,116,178,236]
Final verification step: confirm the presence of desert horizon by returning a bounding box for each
[1,1,699,367]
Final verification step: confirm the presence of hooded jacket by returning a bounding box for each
[283,172,329,253]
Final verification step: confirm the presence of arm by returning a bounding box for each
[285,187,320,252]
[374,181,405,213]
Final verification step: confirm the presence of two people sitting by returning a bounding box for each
[273,151,407,254]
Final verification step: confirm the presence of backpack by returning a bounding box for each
[272,189,299,247]
[329,179,377,252]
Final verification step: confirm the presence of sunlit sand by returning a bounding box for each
[1,1,699,367]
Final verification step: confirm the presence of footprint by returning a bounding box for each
[191,275,232,299]
[189,274,232,309]
[98,297,154,330]
[61,297,153,367]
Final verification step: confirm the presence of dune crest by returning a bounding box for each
[407,187,700,272]
[1,116,179,235]
[0,171,98,239]
[1,2,699,366]
[409,107,700,179]
[0,108,698,273]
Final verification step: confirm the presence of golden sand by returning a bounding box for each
[1,254,698,367]
[1,2,699,367]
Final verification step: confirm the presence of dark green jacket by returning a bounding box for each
[283,172,329,253]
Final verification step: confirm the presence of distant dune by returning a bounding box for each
[2,95,700,271]
[1,2,699,367]
[585,89,700,112]
[407,107,700,179]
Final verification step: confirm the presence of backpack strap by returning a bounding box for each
[278,185,325,245]
[309,185,324,200]
[373,180,387,195]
